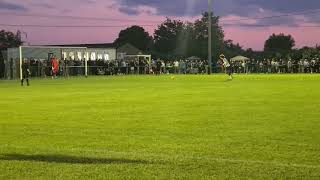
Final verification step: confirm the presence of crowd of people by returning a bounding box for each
[152,59,209,75]
[23,58,209,77]
[20,57,320,78]
[218,58,320,74]
[23,58,151,77]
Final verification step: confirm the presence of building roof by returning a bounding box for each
[49,43,116,49]
[230,55,250,62]
[43,43,144,55]
[117,43,143,55]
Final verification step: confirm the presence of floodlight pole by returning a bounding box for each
[208,0,212,75]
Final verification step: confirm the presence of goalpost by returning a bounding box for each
[19,46,22,80]
[16,46,89,79]
[124,55,151,62]
[14,46,151,79]
[124,54,152,74]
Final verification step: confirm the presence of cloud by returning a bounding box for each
[0,0,27,11]
[118,6,139,15]
[60,8,72,14]
[117,0,320,26]
[118,5,157,16]
[234,0,320,13]
[80,0,97,4]
[30,3,55,9]
[118,0,207,17]
[258,8,265,13]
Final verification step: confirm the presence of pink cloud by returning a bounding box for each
[224,25,320,50]
[0,0,319,50]
[221,15,258,25]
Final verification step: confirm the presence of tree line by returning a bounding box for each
[115,12,225,60]
[114,12,320,61]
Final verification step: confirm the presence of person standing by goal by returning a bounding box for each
[51,57,59,79]
[21,60,31,86]
[219,54,233,80]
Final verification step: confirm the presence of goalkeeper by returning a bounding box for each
[21,60,31,86]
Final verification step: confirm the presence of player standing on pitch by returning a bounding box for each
[156,59,162,75]
[219,54,233,80]
[51,57,59,79]
[21,60,31,86]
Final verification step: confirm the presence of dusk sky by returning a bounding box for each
[0,0,320,50]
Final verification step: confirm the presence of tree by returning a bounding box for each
[0,30,23,50]
[153,12,225,59]
[264,33,295,56]
[174,22,196,58]
[222,39,244,58]
[153,18,184,58]
[300,46,318,59]
[193,12,225,59]
[114,26,153,52]
[0,30,23,78]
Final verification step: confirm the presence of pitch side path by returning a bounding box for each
[0,75,319,179]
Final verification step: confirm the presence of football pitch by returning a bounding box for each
[0,75,319,179]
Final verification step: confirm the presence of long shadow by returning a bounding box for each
[0,154,153,165]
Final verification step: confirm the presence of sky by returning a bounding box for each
[0,0,320,50]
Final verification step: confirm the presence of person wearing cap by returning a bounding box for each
[219,54,233,80]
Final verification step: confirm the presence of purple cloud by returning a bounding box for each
[0,0,27,11]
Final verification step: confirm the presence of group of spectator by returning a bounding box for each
[218,58,320,74]
[151,59,209,75]
[23,58,151,77]
[86,58,208,75]
[23,58,210,77]
[17,56,320,78]
[88,58,150,76]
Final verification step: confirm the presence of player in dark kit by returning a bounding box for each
[21,60,31,86]
[156,59,162,75]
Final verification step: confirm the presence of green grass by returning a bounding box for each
[0,74,320,179]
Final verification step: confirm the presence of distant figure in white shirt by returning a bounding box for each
[219,54,233,80]
[174,60,179,74]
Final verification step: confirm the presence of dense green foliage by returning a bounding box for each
[264,33,296,56]
[0,30,23,50]
[153,13,225,59]
[112,17,320,60]
[114,26,153,52]
[0,75,319,179]
[0,30,23,78]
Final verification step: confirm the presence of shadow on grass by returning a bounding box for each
[0,154,153,165]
